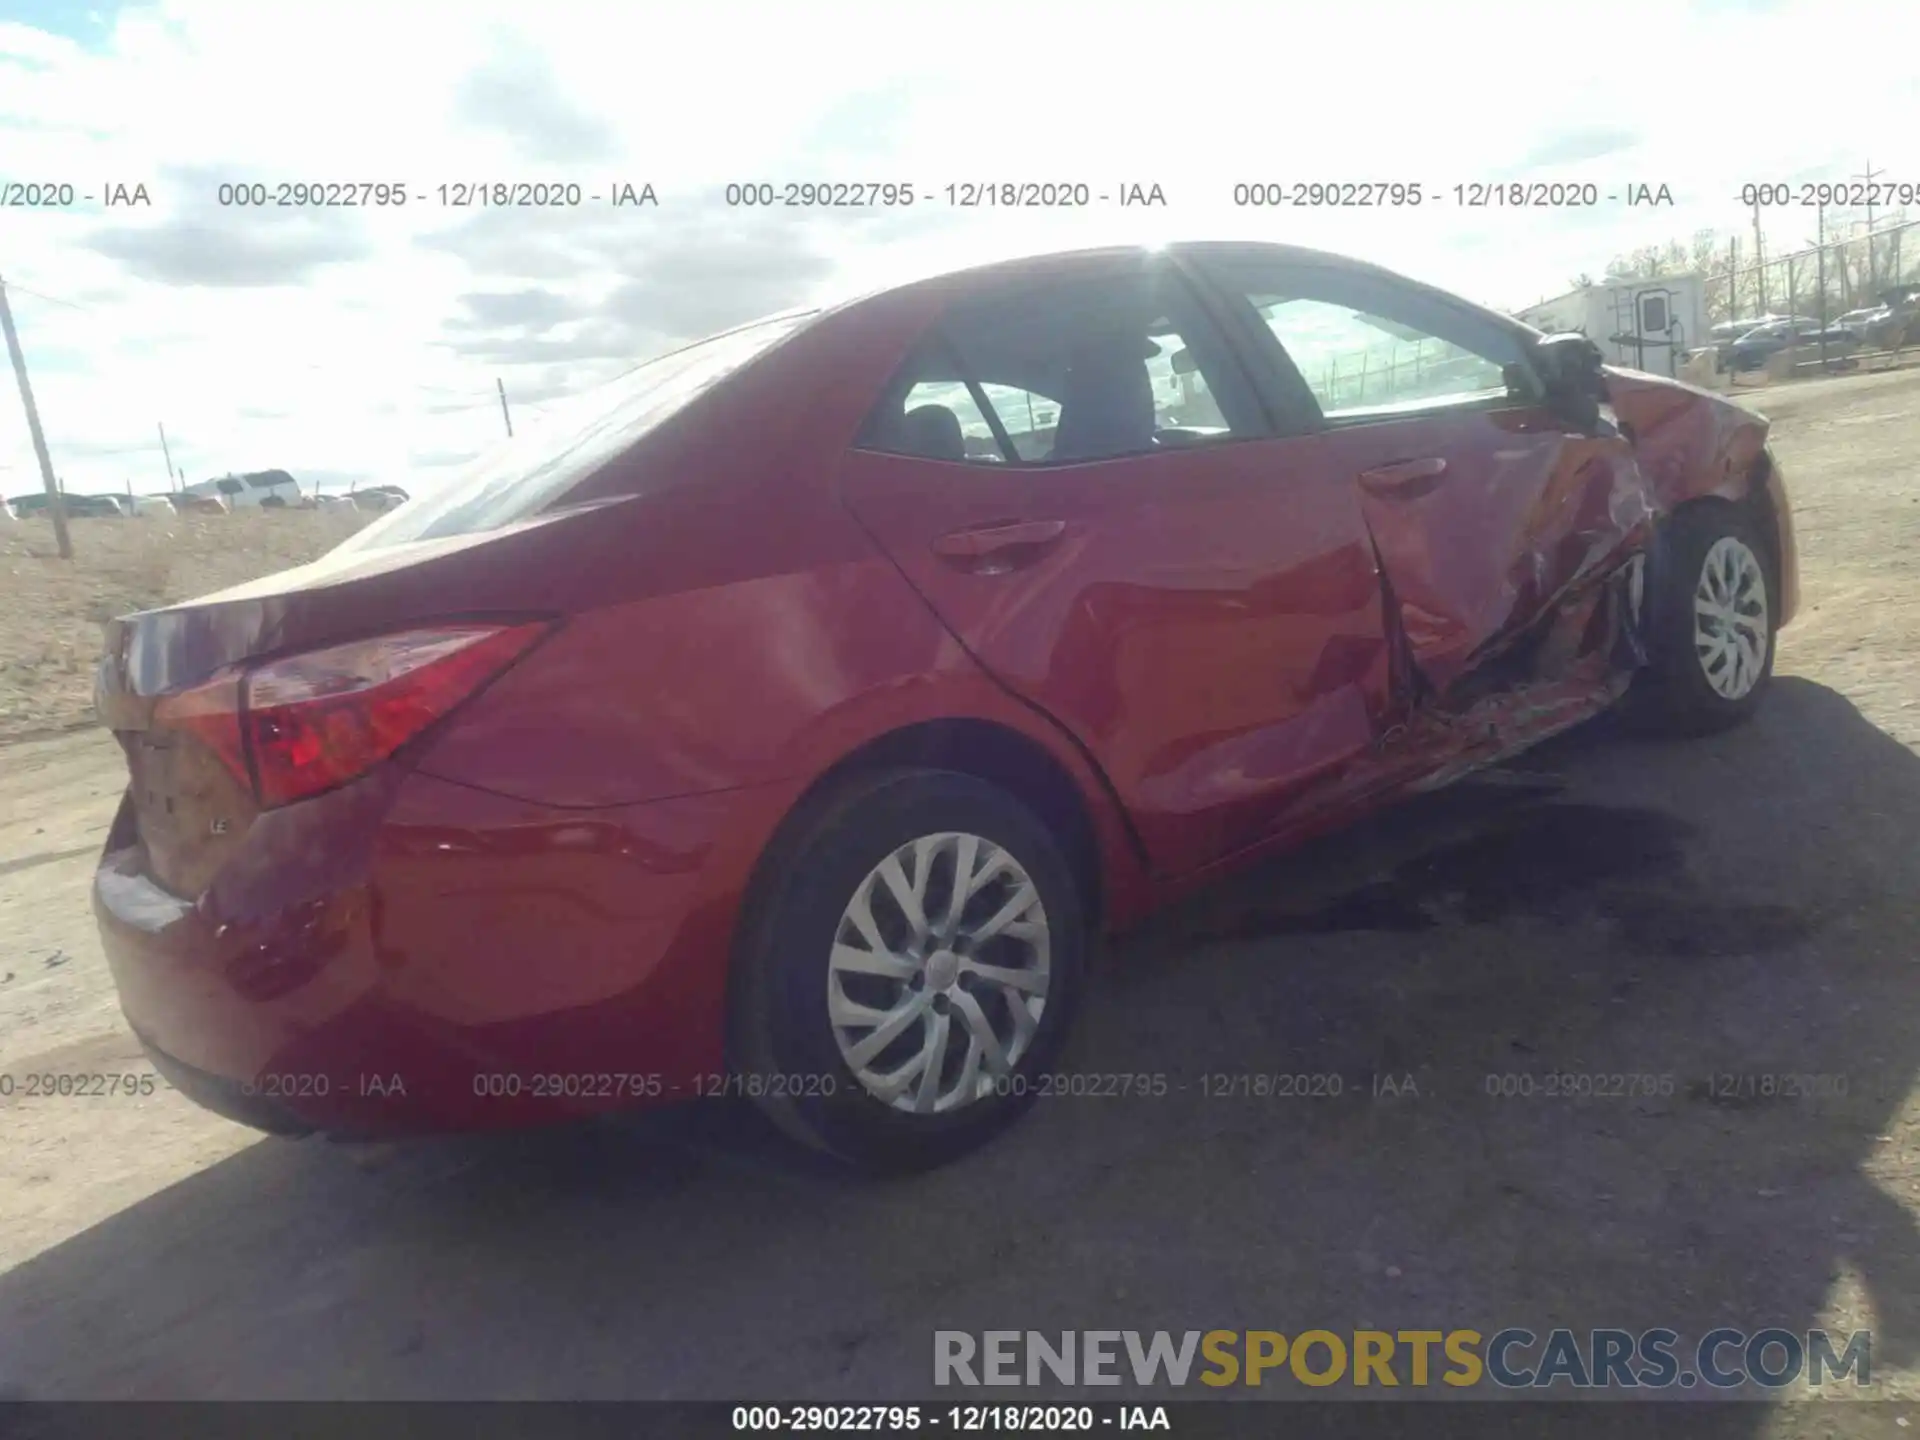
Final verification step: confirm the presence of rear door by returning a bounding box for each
[1185,251,1655,701]
[837,255,1394,876]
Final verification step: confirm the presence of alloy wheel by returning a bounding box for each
[826,832,1050,1114]
[1693,535,1770,700]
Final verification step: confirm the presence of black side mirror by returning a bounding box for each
[1533,332,1608,431]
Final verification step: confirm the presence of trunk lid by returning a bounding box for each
[95,504,619,895]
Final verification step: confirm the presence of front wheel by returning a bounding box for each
[1625,502,1776,736]
[729,768,1088,1172]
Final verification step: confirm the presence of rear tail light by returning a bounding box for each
[152,622,551,809]
[153,671,249,789]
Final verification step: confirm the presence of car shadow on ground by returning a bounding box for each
[0,678,1915,1419]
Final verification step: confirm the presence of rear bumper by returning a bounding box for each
[134,1028,315,1136]
[95,766,797,1137]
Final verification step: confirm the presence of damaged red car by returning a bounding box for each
[92,241,1798,1170]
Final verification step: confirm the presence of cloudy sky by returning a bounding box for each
[0,0,1913,498]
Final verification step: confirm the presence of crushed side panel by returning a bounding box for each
[1354,424,1657,708]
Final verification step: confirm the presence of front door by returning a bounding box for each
[1186,251,1655,701]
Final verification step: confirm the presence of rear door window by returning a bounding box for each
[856,263,1263,467]
[978,384,1059,460]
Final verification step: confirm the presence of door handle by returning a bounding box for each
[1358,457,1449,496]
[931,518,1067,565]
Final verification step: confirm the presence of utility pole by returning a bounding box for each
[157,421,177,490]
[1751,200,1768,314]
[0,275,71,558]
[496,377,513,438]
[1815,204,1829,366]
[1855,161,1885,296]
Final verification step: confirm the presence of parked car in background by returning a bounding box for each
[170,492,231,515]
[92,240,1799,1171]
[130,495,176,518]
[178,469,301,511]
[349,484,410,512]
[1724,318,1859,371]
[1708,315,1805,346]
[11,492,127,518]
[1860,286,1920,351]
[1831,307,1888,334]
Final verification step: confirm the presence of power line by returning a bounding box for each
[1855,160,1887,294]
[0,290,612,406]
[0,278,93,312]
[49,440,160,456]
[0,269,615,459]
[5,283,88,311]
[0,278,541,395]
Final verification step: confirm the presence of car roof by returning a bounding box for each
[810,238,1519,342]
[860,239,1413,300]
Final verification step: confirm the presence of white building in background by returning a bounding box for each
[1515,274,1709,377]
[178,469,301,509]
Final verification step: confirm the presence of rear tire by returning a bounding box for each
[1625,502,1776,736]
[729,768,1087,1173]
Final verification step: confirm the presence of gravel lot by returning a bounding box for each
[2,371,1918,1429]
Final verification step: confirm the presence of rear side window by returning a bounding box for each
[898,381,1008,462]
[339,311,815,551]
[857,265,1260,467]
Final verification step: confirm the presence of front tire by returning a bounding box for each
[1626,502,1776,736]
[729,768,1088,1173]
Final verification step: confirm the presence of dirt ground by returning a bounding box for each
[2,371,1919,1427]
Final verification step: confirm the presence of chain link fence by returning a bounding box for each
[1709,213,1920,330]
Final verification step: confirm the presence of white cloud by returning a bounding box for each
[0,0,1913,497]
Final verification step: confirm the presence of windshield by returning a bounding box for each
[339,310,816,552]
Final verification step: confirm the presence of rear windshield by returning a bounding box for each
[339,310,816,551]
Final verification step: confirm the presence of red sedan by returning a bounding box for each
[93,242,1799,1170]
